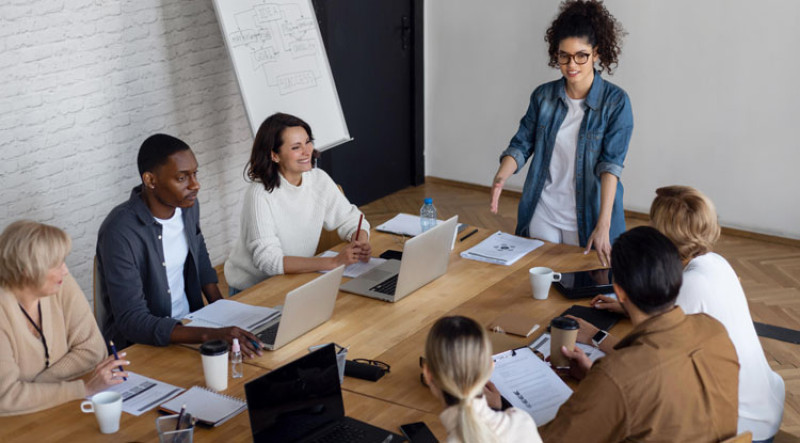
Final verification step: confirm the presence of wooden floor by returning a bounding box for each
[358,177,800,442]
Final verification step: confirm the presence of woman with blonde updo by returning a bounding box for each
[422,316,541,443]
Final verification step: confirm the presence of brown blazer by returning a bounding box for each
[540,307,739,442]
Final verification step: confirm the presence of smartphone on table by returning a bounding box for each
[399,421,438,443]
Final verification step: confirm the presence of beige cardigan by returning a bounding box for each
[0,274,106,416]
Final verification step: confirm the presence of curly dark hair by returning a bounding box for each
[545,0,626,74]
[246,112,319,192]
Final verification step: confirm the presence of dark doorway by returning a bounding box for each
[312,0,424,206]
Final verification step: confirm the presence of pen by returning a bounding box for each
[460,228,479,242]
[249,338,262,350]
[175,404,186,431]
[108,340,127,381]
[354,214,364,242]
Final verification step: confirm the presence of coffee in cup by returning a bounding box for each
[530,267,562,300]
[80,391,123,434]
[549,316,579,368]
[200,339,229,391]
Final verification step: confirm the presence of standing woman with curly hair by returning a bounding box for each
[490,0,632,267]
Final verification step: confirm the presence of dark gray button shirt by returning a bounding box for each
[96,186,218,348]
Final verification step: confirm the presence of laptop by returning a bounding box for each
[245,344,402,442]
[255,266,344,350]
[553,268,614,299]
[340,216,459,302]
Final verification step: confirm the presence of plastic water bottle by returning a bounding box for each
[420,198,437,233]
[231,338,243,379]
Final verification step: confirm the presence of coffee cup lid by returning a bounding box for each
[550,316,579,330]
[199,339,229,356]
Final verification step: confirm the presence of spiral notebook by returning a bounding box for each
[160,386,247,427]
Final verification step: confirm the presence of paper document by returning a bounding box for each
[460,231,543,266]
[98,371,184,416]
[185,299,280,331]
[317,251,387,278]
[529,333,606,363]
[490,347,572,426]
[376,213,441,236]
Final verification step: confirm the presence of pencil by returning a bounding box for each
[175,404,186,431]
[108,340,127,381]
[354,214,364,241]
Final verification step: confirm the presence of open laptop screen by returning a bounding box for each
[246,344,344,442]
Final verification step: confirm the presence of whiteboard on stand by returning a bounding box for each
[212,0,350,151]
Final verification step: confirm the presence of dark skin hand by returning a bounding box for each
[170,324,263,358]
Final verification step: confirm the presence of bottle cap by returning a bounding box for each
[424,197,433,204]
[232,338,240,353]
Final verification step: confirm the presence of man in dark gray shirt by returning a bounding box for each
[96,134,261,356]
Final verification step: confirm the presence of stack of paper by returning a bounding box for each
[185,299,280,331]
[376,213,443,237]
[490,347,572,425]
[100,372,184,416]
[460,231,543,266]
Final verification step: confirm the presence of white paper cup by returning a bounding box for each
[530,267,562,300]
[80,391,122,434]
[200,340,229,391]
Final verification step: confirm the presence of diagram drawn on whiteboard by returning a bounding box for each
[228,2,321,95]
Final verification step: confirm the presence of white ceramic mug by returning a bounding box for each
[80,391,122,434]
[200,340,229,391]
[530,267,562,300]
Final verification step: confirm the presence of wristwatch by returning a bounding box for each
[592,330,608,348]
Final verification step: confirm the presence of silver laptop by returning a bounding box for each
[340,216,458,302]
[255,265,344,350]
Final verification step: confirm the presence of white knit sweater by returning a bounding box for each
[224,168,369,290]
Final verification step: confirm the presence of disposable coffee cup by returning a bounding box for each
[80,391,123,434]
[200,339,229,391]
[530,267,562,300]
[549,316,579,368]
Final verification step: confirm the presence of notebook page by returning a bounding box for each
[490,347,572,426]
[161,386,246,426]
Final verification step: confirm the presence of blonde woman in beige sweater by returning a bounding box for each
[0,221,130,416]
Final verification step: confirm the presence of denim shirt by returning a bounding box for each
[96,185,218,348]
[500,72,633,246]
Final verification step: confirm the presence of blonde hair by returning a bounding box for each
[0,220,71,290]
[649,186,721,261]
[425,316,497,443]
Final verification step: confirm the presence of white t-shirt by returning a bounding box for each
[677,252,785,440]
[154,208,190,320]
[533,95,584,231]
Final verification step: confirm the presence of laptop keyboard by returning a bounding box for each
[256,323,279,345]
[311,422,367,443]
[369,274,398,295]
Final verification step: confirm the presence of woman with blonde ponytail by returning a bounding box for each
[422,316,541,442]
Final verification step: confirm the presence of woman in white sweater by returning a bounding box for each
[225,113,371,293]
[580,186,784,443]
[422,316,541,443]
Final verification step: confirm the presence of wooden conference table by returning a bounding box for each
[0,227,629,442]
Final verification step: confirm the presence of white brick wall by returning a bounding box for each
[0,0,253,305]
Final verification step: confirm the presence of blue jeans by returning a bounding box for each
[753,437,774,443]
[228,287,241,296]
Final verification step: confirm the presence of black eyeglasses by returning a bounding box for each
[557,51,592,65]
[352,359,390,373]
[419,356,428,387]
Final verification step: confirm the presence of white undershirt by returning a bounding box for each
[678,253,784,439]
[533,95,584,231]
[154,208,190,320]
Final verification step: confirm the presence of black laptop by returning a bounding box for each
[553,268,614,299]
[245,344,402,442]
